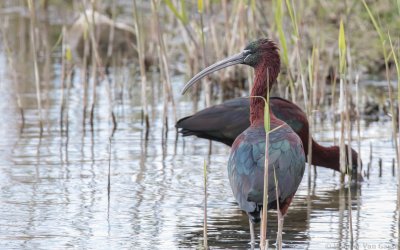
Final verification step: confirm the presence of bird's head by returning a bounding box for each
[242,38,280,70]
[181,38,280,94]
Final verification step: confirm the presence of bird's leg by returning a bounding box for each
[276,210,284,250]
[249,218,255,246]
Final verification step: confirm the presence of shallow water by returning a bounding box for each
[0,55,399,250]
[0,7,400,250]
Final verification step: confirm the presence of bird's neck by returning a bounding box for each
[311,141,341,171]
[250,65,277,124]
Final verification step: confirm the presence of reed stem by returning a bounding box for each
[27,0,43,133]
[133,0,150,136]
[0,17,25,130]
[203,159,208,249]
[260,85,271,250]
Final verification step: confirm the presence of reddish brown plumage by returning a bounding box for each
[176,97,361,175]
[279,196,294,216]
[230,39,304,218]
[250,40,280,124]
[247,40,297,215]
[181,38,306,228]
[312,143,359,174]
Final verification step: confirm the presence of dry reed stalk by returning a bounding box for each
[362,0,399,168]
[307,48,318,182]
[339,19,354,244]
[203,159,208,249]
[355,74,361,173]
[338,20,346,182]
[388,33,400,216]
[393,159,396,176]
[222,0,230,55]
[337,186,345,249]
[178,22,197,82]
[339,80,346,182]
[273,167,282,250]
[105,70,117,134]
[384,59,399,167]
[345,56,354,246]
[330,69,338,147]
[274,0,295,102]
[246,2,256,93]
[27,0,43,133]
[83,4,102,129]
[347,161,354,245]
[64,56,73,137]
[198,0,211,107]
[158,47,168,141]
[227,2,241,56]
[161,34,177,122]
[133,0,150,136]
[59,26,67,130]
[292,45,312,182]
[104,1,117,135]
[106,0,116,60]
[0,17,25,130]
[107,136,112,215]
[238,2,246,50]
[151,0,177,139]
[361,10,399,232]
[209,17,221,60]
[285,0,308,112]
[41,2,51,128]
[260,79,271,250]
[89,30,98,128]
[208,15,223,101]
[164,0,199,52]
[346,45,354,174]
[80,1,105,129]
[369,143,372,163]
[312,48,320,177]
[81,28,89,127]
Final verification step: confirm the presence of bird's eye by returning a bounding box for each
[244,54,252,63]
[243,49,252,57]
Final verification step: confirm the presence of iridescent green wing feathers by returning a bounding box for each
[228,124,305,213]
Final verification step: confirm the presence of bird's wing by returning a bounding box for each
[176,98,250,146]
[270,97,308,136]
[228,125,305,213]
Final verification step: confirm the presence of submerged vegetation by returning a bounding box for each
[0,0,399,249]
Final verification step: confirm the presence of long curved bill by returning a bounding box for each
[181,51,248,94]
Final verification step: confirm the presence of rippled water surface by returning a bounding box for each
[1,64,399,249]
[0,9,400,250]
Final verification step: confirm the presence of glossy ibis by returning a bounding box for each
[181,38,306,245]
[176,97,360,176]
